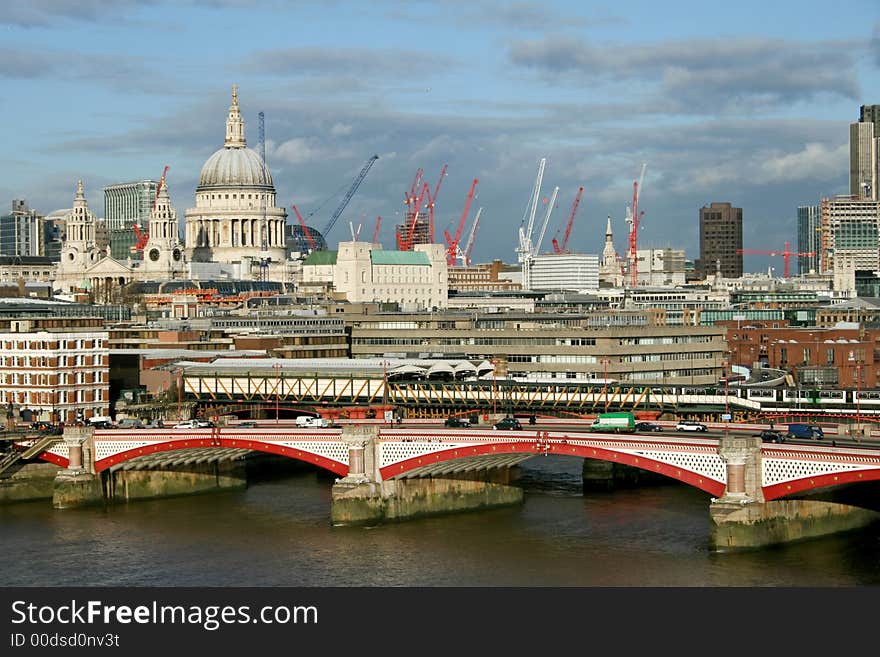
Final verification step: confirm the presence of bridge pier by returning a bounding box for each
[330,426,523,526]
[52,426,102,509]
[709,433,879,550]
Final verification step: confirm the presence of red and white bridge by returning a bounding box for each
[34,427,880,500]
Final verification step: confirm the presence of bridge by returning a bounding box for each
[30,425,880,499]
[14,423,880,550]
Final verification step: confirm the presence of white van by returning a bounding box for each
[295,416,330,428]
[88,416,113,426]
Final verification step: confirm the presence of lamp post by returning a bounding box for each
[175,367,184,421]
[722,359,730,422]
[856,361,862,438]
[490,358,498,416]
[600,357,610,411]
[272,362,281,424]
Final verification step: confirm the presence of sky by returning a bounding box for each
[2,0,879,274]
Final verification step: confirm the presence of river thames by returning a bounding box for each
[2,455,879,587]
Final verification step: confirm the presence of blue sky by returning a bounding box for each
[2,0,879,273]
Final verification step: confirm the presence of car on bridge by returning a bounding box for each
[493,417,523,431]
[634,421,663,432]
[754,429,785,443]
[675,420,708,432]
[444,417,470,428]
[237,421,258,428]
[173,419,214,429]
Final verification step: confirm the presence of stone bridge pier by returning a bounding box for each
[710,433,879,550]
[330,426,523,526]
[52,425,103,509]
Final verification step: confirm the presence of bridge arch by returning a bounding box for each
[379,440,727,497]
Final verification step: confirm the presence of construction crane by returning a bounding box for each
[625,163,647,287]
[516,158,547,267]
[398,181,430,250]
[533,185,559,256]
[736,241,814,279]
[426,164,447,243]
[322,154,379,241]
[443,178,479,266]
[462,207,482,266]
[132,165,169,255]
[291,204,316,252]
[372,216,382,244]
[552,186,584,253]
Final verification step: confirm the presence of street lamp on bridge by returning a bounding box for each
[272,362,282,425]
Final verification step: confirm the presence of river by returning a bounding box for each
[2,455,879,587]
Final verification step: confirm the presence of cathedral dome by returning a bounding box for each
[198,146,272,189]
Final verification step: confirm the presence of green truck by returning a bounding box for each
[589,412,635,433]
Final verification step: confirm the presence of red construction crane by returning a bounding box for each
[397,181,430,250]
[736,241,814,278]
[626,163,647,287]
[291,204,316,252]
[153,165,169,210]
[132,165,169,255]
[552,186,584,253]
[443,178,479,266]
[426,164,447,243]
[372,216,382,244]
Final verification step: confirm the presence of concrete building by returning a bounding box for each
[635,247,686,286]
[184,85,287,275]
[819,195,880,273]
[348,311,727,385]
[698,202,742,279]
[300,241,447,310]
[525,252,599,292]
[797,204,822,275]
[849,105,879,200]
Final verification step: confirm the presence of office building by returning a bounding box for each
[849,105,880,200]
[698,202,742,279]
[796,205,821,274]
[104,180,159,260]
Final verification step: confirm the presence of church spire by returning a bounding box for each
[224,83,246,148]
[74,179,86,208]
[605,215,613,237]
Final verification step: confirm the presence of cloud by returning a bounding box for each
[508,36,861,113]
[330,123,353,137]
[243,47,446,78]
[273,138,322,165]
[0,47,164,92]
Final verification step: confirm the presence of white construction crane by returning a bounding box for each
[533,185,559,257]
[516,158,546,267]
[460,207,482,266]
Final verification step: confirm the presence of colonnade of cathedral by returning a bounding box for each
[186,217,286,249]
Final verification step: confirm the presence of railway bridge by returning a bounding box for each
[32,423,880,550]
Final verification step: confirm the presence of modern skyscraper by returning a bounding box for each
[698,202,742,279]
[104,180,159,260]
[849,105,880,200]
[796,205,821,274]
[0,200,42,257]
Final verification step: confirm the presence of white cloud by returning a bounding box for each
[273,138,321,165]
[330,123,353,137]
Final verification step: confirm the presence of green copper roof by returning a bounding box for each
[370,251,430,266]
[303,250,337,265]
